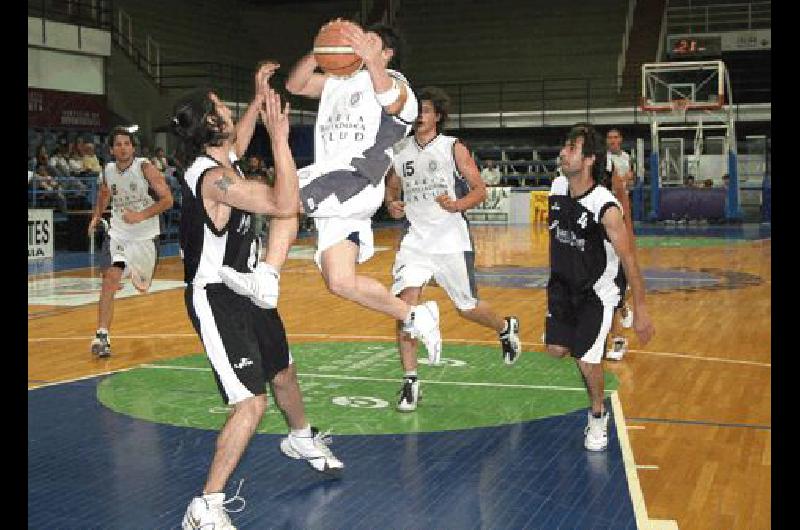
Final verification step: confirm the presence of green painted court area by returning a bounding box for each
[97,342,618,435]
[635,236,748,248]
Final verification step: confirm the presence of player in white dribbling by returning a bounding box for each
[605,128,636,360]
[217,20,442,362]
[87,126,173,358]
[385,87,521,411]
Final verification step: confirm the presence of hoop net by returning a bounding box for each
[670,98,690,120]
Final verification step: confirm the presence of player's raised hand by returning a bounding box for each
[435,194,460,213]
[387,200,405,219]
[255,60,280,95]
[340,22,383,66]
[633,306,655,345]
[260,88,290,141]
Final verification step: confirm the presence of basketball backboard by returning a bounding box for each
[641,60,727,112]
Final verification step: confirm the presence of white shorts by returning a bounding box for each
[99,235,158,292]
[313,217,375,269]
[391,246,478,311]
[298,159,385,220]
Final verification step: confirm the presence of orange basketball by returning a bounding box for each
[313,21,363,77]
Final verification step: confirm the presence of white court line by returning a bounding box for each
[28,366,138,390]
[139,364,604,392]
[611,391,679,530]
[27,332,771,367]
[636,465,661,470]
[627,425,647,430]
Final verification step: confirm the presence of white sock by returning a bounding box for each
[404,370,417,379]
[97,327,108,335]
[291,424,312,438]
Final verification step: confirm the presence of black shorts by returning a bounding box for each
[185,283,292,405]
[545,281,615,364]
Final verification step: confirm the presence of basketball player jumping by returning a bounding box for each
[87,126,173,358]
[217,20,443,362]
[173,68,342,529]
[545,123,654,451]
[385,86,521,412]
[605,128,637,360]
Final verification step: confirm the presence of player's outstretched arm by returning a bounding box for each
[260,88,300,271]
[384,167,405,219]
[611,169,636,244]
[123,161,174,224]
[233,61,278,158]
[435,141,486,213]
[88,179,111,234]
[602,206,654,345]
[285,52,327,98]
[260,89,299,216]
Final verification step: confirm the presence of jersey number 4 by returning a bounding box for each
[403,161,415,177]
[577,212,588,229]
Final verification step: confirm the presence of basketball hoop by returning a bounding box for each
[670,98,690,121]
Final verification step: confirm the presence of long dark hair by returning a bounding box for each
[169,89,228,166]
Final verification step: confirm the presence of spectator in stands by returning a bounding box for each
[245,154,267,180]
[703,179,713,188]
[75,137,87,156]
[49,145,72,177]
[685,175,696,188]
[81,143,103,174]
[32,164,67,210]
[67,143,84,174]
[722,173,730,189]
[480,159,503,186]
[35,145,49,169]
[151,147,169,173]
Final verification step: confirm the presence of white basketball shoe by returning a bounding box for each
[620,305,634,328]
[584,410,610,451]
[182,486,244,530]
[606,337,628,361]
[403,301,442,365]
[396,378,421,412]
[500,316,521,365]
[280,427,344,476]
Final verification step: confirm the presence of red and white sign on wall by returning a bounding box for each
[28,88,108,130]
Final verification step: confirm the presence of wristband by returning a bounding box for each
[375,78,400,107]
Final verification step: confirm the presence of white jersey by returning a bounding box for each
[316,69,417,166]
[606,150,632,177]
[102,157,160,240]
[392,134,473,254]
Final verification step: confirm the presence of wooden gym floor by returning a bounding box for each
[28,223,771,529]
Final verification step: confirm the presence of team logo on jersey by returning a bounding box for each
[551,202,560,211]
[428,160,438,172]
[350,92,362,107]
[236,214,251,235]
[130,182,137,192]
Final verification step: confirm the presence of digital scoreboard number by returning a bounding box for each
[667,34,722,58]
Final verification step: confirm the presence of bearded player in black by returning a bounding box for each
[544,123,655,451]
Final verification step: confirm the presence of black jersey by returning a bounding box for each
[547,176,624,307]
[179,151,261,286]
